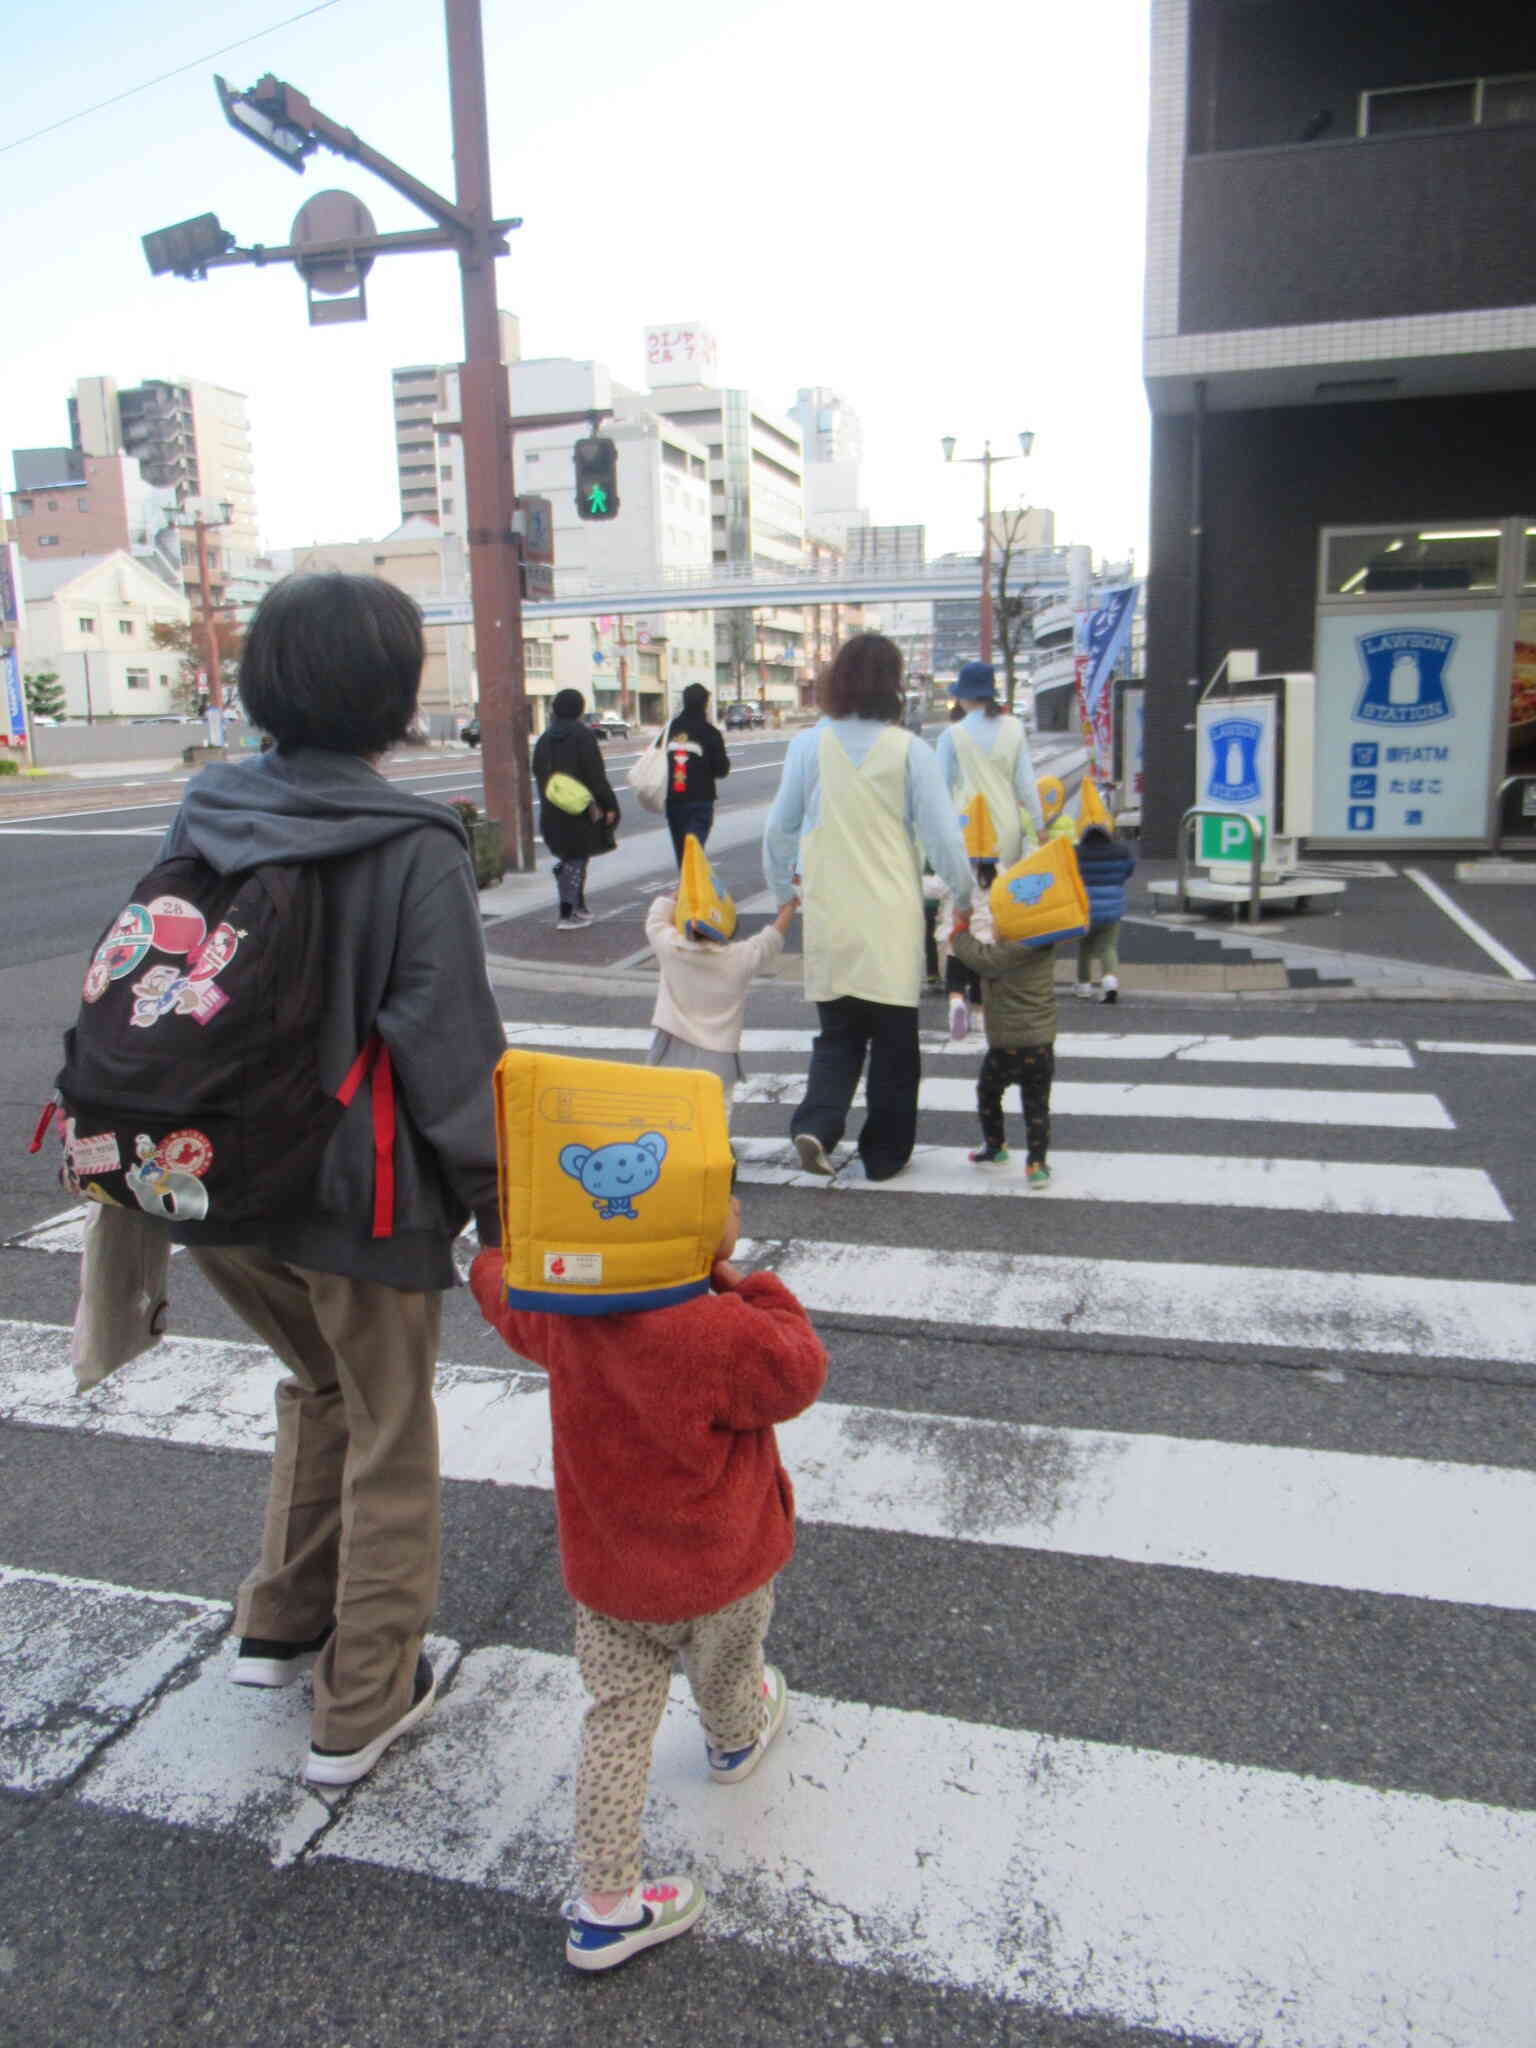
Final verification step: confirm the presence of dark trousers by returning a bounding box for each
[945,954,981,1003]
[666,799,715,864]
[977,1045,1054,1164]
[553,857,588,915]
[792,997,921,1180]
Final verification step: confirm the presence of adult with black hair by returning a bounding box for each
[532,688,620,929]
[663,681,730,865]
[155,572,507,1789]
[762,632,973,1182]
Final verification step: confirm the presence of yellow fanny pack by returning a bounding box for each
[493,1049,734,1316]
[544,771,593,816]
[989,836,1091,949]
[675,833,737,941]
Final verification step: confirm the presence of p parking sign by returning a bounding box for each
[1195,697,1277,865]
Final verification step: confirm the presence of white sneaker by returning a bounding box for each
[1074,981,1093,1000]
[1100,974,1119,1005]
[568,909,594,927]
[304,1655,436,1787]
[563,1876,705,1972]
[707,1665,788,1784]
[949,995,970,1042]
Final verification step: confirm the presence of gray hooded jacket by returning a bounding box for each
[158,746,504,1291]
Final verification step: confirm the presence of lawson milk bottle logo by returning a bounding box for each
[1354,630,1455,726]
[1205,717,1264,804]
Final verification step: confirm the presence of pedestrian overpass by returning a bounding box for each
[418,560,991,624]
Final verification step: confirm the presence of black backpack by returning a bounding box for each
[31,852,394,1236]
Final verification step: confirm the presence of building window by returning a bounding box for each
[441,497,454,514]
[125,668,150,691]
[15,497,32,515]
[1323,524,1503,598]
[46,499,59,512]
[78,498,90,512]
[37,535,59,548]
[439,464,454,481]
[118,619,135,638]
[77,616,96,633]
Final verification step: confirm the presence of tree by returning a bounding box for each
[993,507,1037,720]
[150,618,244,715]
[24,670,65,720]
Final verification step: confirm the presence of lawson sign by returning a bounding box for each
[1194,695,1276,862]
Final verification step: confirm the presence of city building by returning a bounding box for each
[9,450,179,583]
[20,551,190,721]
[789,386,869,548]
[69,377,260,615]
[641,352,808,707]
[270,521,495,736]
[389,311,520,532]
[930,541,1091,678]
[1143,0,1536,853]
[798,534,865,707]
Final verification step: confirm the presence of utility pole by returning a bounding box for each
[140,0,536,864]
[942,431,1035,668]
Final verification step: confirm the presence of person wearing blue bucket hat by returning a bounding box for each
[934,663,1045,1038]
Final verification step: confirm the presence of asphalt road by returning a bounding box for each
[1,757,1534,2045]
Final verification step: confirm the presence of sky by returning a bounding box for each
[4,0,1152,568]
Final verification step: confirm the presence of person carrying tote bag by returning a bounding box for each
[628,722,669,814]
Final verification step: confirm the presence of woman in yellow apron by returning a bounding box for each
[762,634,974,1180]
[934,662,1047,1036]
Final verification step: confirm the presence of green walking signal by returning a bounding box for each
[573,436,620,521]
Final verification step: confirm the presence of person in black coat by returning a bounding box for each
[663,682,731,864]
[532,688,620,929]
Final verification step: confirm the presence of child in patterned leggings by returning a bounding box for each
[949,907,1058,1188]
[471,1194,826,1972]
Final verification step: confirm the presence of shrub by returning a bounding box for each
[0,756,19,777]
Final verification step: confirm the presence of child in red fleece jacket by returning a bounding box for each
[470,1195,826,1973]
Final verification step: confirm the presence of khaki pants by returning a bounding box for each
[573,1582,775,1893]
[192,1245,442,1750]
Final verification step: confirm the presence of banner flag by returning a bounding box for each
[1075,585,1138,778]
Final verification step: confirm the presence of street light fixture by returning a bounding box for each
[941,431,1036,663]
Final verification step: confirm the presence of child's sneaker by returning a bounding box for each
[949,995,970,1042]
[1027,1162,1052,1189]
[562,1876,705,1972]
[1074,980,1093,999]
[707,1664,787,1784]
[793,1132,835,1177]
[1099,974,1119,1004]
[968,1143,1009,1166]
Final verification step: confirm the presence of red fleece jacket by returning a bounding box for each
[470,1252,828,1623]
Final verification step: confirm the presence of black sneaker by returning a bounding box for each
[230,1624,333,1690]
[304,1655,436,1788]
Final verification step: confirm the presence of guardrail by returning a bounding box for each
[1177,806,1263,924]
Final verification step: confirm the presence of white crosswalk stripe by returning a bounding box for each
[6,1017,1532,2041]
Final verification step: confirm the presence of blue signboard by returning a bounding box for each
[1314,609,1500,839]
[2,648,26,748]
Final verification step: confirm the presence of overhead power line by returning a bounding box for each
[3,0,346,157]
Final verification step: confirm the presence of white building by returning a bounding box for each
[22,553,190,721]
[789,386,869,549]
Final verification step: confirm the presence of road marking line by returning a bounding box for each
[0,826,166,836]
[4,1322,1531,1608]
[731,1137,1510,1221]
[735,1072,1453,1129]
[22,1560,1528,2041]
[1417,1039,1536,1058]
[1404,867,1536,981]
[734,1237,1536,1364]
[501,1024,1415,1067]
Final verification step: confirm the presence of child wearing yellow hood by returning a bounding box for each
[646,835,795,1123]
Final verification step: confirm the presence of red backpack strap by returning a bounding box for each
[336,1034,397,1240]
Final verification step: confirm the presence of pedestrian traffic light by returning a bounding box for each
[573,437,619,520]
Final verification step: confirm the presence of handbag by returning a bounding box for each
[545,771,594,816]
[71,1202,171,1391]
[627,725,668,814]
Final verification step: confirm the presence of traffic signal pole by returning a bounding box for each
[445,0,533,870]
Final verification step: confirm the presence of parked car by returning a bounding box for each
[586,710,629,738]
[723,700,765,729]
[460,716,480,747]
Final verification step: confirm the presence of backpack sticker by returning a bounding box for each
[186,922,243,982]
[129,963,186,1029]
[543,1251,603,1282]
[128,1130,213,1221]
[63,1123,122,1180]
[559,1131,668,1220]
[146,895,208,957]
[83,903,155,999]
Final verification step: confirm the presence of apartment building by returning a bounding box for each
[1143,0,1536,852]
[9,450,179,582]
[390,311,520,531]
